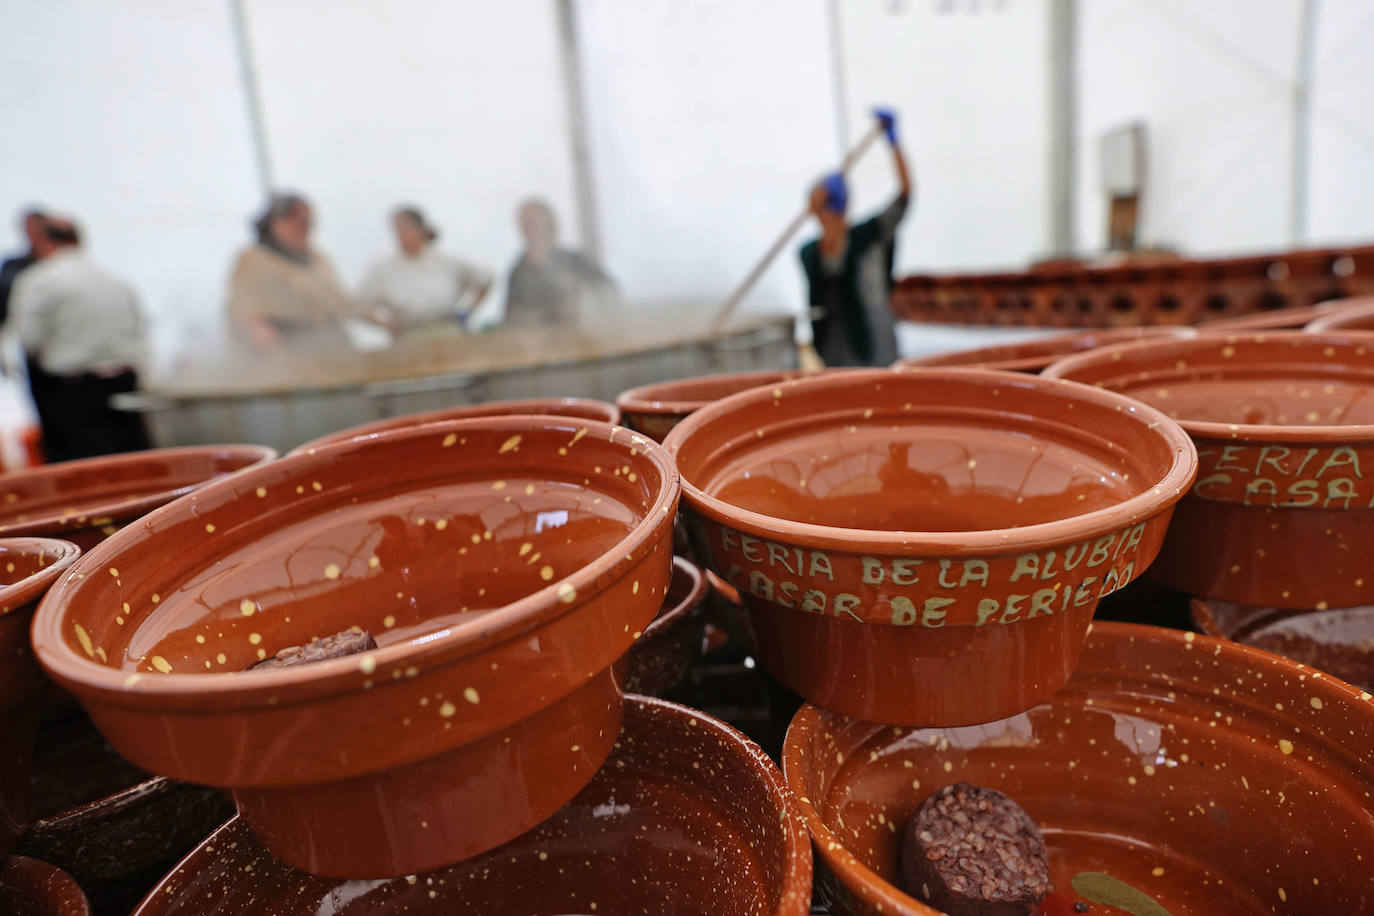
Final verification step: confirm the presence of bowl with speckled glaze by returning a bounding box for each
[617,369,820,442]
[0,855,91,916]
[1304,296,1374,333]
[0,446,276,550]
[30,417,679,878]
[290,397,620,453]
[0,538,81,860]
[1198,302,1341,332]
[784,621,1374,916]
[132,695,812,916]
[893,327,1193,373]
[1046,332,1374,609]
[1191,598,1374,692]
[622,556,710,696]
[665,369,1196,726]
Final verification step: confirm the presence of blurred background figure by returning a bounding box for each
[0,209,47,324]
[8,216,150,462]
[505,198,617,327]
[800,109,912,368]
[227,192,356,349]
[357,206,493,336]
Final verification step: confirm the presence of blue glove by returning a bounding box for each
[821,172,848,215]
[874,107,898,145]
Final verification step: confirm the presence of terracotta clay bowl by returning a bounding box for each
[0,856,91,916]
[616,369,820,442]
[0,538,82,860]
[31,417,679,878]
[0,446,276,550]
[622,556,710,696]
[1192,597,1374,692]
[892,326,1193,373]
[784,621,1374,916]
[664,368,1196,726]
[133,695,813,916]
[1305,297,1374,332]
[290,396,621,453]
[1198,302,1340,332]
[1045,332,1374,608]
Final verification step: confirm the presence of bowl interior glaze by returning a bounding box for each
[133,696,812,916]
[785,622,1374,916]
[1192,599,1374,692]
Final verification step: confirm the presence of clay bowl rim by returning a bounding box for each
[31,417,679,708]
[892,326,1195,373]
[663,367,1196,556]
[0,854,91,916]
[0,537,81,617]
[781,620,1374,916]
[1188,595,1374,646]
[288,397,622,454]
[646,555,709,641]
[1196,302,1340,332]
[131,693,814,916]
[0,445,278,539]
[615,369,813,419]
[1043,330,1374,444]
[1305,298,1374,333]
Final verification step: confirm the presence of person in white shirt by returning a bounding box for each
[9,217,150,462]
[357,207,493,334]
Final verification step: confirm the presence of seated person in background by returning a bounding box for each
[9,217,150,462]
[357,206,493,334]
[226,192,355,349]
[504,198,617,327]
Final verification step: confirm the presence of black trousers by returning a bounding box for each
[29,362,151,463]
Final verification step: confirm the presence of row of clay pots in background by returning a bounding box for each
[892,246,1374,328]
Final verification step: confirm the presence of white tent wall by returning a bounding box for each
[0,0,261,369]
[1307,0,1374,246]
[1075,0,1302,256]
[837,0,1053,273]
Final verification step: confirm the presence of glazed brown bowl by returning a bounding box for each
[0,856,91,916]
[31,416,679,878]
[664,368,1196,726]
[893,326,1193,373]
[1305,296,1374,332]
[1191,597,1374,692]
[290,396,620,453]
[784,621,1374,916]
[0,445,277,550]
[0,538,82,860]
[1198,302,1339,331]
[1045,332,1374,608]
[616,369,817,442]
[133,695,813,915]
[622,556,710,696]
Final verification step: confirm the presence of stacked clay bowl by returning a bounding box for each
[0,539,82,859]
[1045,332,1374,609]
[893,326,1192,373]
[0,446,276,550]
[0,855,91,916]
[1191,598,1374,692]
[617,369,818,442]
[31,416,679,878]
[1305,296,1374,332]
[1198,302,1340,332]
[132,696,812,915]
[784,622,1374,915]
[622,556,710,696]
[291,396,620,452]
[665,369,1196,726]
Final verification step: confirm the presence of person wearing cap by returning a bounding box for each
[8,217,151,462]
[226,192,356,349]
[357,206,494,335]
[799,108,913,367]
